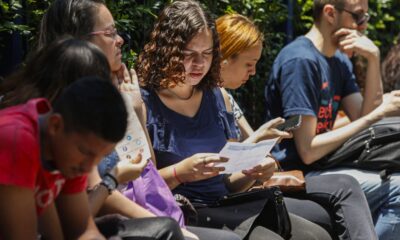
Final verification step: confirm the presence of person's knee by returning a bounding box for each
[120,217,185,240]
[152,217,183,236]
[331,174,359,189]
[321,174,365,200]
[289,213,332,240]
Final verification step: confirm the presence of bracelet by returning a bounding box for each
[99,181,113,195]
[173,167,184,184]
[105,172,119,186]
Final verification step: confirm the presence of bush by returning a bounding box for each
[2,0,400,128]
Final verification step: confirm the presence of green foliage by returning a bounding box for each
[294,0,400,59]
[2,0,400,127]
[200,0,288,127]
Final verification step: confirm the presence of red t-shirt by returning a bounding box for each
[0,98,87,215]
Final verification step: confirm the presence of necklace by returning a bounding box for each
[166,87,195,100]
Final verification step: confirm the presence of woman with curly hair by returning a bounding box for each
[137,1,331,239]
[34,1,242,239]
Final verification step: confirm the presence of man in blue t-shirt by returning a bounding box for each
[265,0,400,238]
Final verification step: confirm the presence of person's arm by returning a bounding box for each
[159,153,227,189]
[335,28,383,119]
[225,156,276,193]
[236,114,254,140]
[55,191,105,240]
[293,113,374,164]
[87,168,110,216]
[120,68,156,164]
[294,90,400,164]
[87,167,155,218]
[0,185,37,240]
[220,88,291,143]
[38,202,64,240]
[242,117,292,143]
[292,29,400,165]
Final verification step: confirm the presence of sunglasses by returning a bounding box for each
[337,7,370,26]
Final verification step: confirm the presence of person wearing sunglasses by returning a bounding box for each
[265,0,400,239]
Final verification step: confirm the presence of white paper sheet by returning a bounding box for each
[115,93,151,162]
[217,138,279,174]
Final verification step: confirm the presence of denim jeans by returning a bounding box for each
[308,168,400,240]
[98,151,119,178]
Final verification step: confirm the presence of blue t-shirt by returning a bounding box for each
[141,87,239,204]
[265,36,359,172]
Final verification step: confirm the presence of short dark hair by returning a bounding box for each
[39,0,105,49]
[313,0,345,22]
[137,0,221,90]
[53,76,127,143]
[0,37,111,108]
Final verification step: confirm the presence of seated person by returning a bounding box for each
[0,37,187,240]
[264,0,400,238]
[136,1,331,239]
[0,40,127,239]
[216,13,376,239]
[34,0,242,238]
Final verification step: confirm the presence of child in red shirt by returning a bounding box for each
[0,39,127,239]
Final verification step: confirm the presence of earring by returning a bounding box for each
[222,59,228,65]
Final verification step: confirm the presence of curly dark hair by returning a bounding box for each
[137,0,221,90]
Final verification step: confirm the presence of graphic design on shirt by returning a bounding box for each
[316,95,341,134]
[35,178,65,210]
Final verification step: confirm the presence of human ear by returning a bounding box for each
[47,113,64,136]
[323,4,337,24]
[220,59,229,70]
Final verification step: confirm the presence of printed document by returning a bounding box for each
[218,138,279,174]
[115,94,152,162]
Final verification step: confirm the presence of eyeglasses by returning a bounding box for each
[337,7,370,26]
[89,28,119,40]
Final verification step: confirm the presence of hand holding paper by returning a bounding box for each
[116,94,152,162]
[217,138,279,174]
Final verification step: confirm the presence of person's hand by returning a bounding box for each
[115,66,144,113]
[175,153,228,183]
[253,117,292,142]
[109,153,149,184]
[334,28,379,60]
[181,228,199,240]
[373,90,400,118]
[242,156,275,182]
[112,63,134,91]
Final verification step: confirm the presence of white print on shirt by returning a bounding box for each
[35,178,65,208]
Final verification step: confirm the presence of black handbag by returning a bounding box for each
[216,187,292,240]
[312,117,400,179]
[184,187,292,239]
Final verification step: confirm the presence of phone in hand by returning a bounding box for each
[276,115,302,131]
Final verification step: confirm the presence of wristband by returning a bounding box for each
[100,173,118,195]
[105,172,119,186]
[173,167,184,184]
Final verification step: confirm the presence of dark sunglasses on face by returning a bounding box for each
[337,7,370,26]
